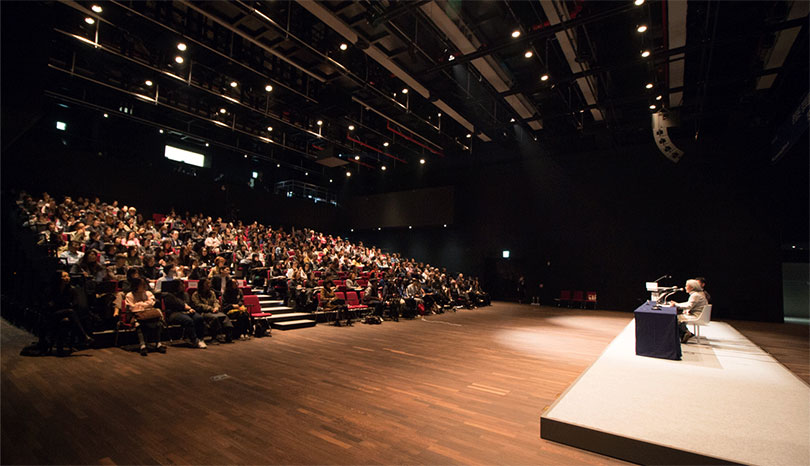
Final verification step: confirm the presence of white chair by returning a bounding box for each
[683,304,712,344]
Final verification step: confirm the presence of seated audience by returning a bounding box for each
[191,278,234,343]
[124,278,166,356]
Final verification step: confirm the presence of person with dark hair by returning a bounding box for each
[125,277,166,356]
[222,279,251,340]
[37,271,94,355]
[191,278,234,343]
[320,280,351,326]
[162,280,207,349]
[362,280,385,319]
[140,255,160,280]
[71,249,110,282]
[125,246,142,268]
[59,241,84,265]
[695,277,711,304]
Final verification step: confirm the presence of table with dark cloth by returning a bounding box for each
[634,302,682,360]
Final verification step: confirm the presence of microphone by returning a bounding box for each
[653,274,671,282]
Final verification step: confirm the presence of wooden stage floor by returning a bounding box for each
[2,302,807,465]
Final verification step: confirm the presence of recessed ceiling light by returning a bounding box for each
[378,228,381,231]
[244,154,248,158]
[145,80,153,86]
[103,113,108,118]
[354,155,360,160]
[381,166,387,171]
[339,43,348,51]
[637,25,648,33]
[408,226,412,229]
[277,164,281,168]
[420,158,425,164]
[91,5,103,13]
[645,83,654,89]
[649,104,656,109]
[466,133,472,138]
[510,118,516,123]
[540,74,549,81]
[205,143,210,147]
[305,172,309,176]
[402,88,408,94]
[85,17,95,25]
[634,0,645,5]
[267,126,273,131]
[348,125,355,131]
[656,95,662,101]
[443,224,447,228]
[175,56,184,64]
[511,30,521,38]
[641,50,651,58]
[383,142,389,147]
[524,50,533,58]
[448,54,455,61]
[159,129,164,134]
[230,81,238,88]
[219,108,227,114]
[437,112,442,117]
[346,171,352,177]
[329,179,333,183]
[177,42,187,51]
[316,120,323,126]
[265,84,273,92]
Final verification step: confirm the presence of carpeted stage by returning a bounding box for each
[2,302,807,465]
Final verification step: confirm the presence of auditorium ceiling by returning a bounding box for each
[30,1,810,176]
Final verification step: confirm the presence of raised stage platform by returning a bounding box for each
[541,320,810,465]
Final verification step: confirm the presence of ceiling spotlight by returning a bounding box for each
[511,30,521,38]
[524,50,533,58]
[402,88,408,94]
[91,5,103,13]
[381,166,387,171]
[85,17,95,25]
[540,74,549,81]
[145,80,153,86]
[219,108,227,114]
[277,164,281,168]
[346,171,352,177]
[641,50,651,58]
[305,172,309,176]
[316,120,323,126]
[649,104,656,110]
[634,0,645,5]
[177,42,187,51]
[448,54,455,61]
[354,155,360,160]
[159,129,164,134]
[329,179,333,183]
[443,224,447,228]
[348,125,355,131]
[637,25,648,33]
[645,83,654,89]
[419,158,426,164]
[265,84,273,92]
[267,126,273,131]
[244,154,248,158]
[230,81,238,88]
[383,142,389,147]
[510,118,516,123]
[103,113,108,118]
[656,95,663,101]
[175,56,184,64]
[339,43,348,51]
[437,112,442,117]
[408,226,412,229]
[466,133,472,138]
[205,143,210,147]
[378,228,381,231]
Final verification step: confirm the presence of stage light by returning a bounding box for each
[91,5,102,13]
[649,104,656,109]
[443,224,447,228]
[641,50,651,58]
[466,133,472,138]
[354,155,360,160]
[656,95,662,101]
[265,84,273,92]
[305,172,309,176]
[316,120,323,126]
[346,171,351,177]
[511,30,521,38]
[329,179,333,183]
[350,229,354,232]
[252,171,258,179]
[159,129,164,134]
[524,50,533,58]
[177,42,187,51]
[540,74,549,81]
[420,158,425,164]
[448,54,455,61]
[219,108,227,114]
[145,80,153,86]
[244,154,248,158]
[56,121,67,131]
[205,143,210,147]
[437,112,442,117]
[502,250,510,259]
[103,113,108,118]
[267,126,273,131]
[637,25,648,33]
[277,164,280,168]
[645,83,654,89]
[383,142,389,147]
[85,17,95,25]
[510,118,516,123]
[634,0,645,5]
[378,227,381,231]
[348,125,355,131]
[381,166,387,171]
[402,88,408,94]
[230,81,238,88]
[175,56,184,64]
[339,43,348,51]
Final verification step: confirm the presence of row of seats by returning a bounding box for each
[556,290,598,308]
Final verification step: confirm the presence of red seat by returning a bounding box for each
[345,291,368,311]
[244,295,273,318]
[557,290,572,307]
[335,291,346,301]
[317,280,324,287]
[571,290,586,308]
[357,279,368,287]
[586,291,598,309]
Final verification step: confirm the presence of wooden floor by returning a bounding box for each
[2,303,807,465]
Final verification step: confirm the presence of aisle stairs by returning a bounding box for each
[251,287,316,330]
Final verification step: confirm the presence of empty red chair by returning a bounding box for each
[572,290,586,308]
[586,291,598,309]
[557,290,571,307]
[244,295,272,335]
[335,291,346,301]
[345,291,368,313]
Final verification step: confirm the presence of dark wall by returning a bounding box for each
[347,186,454,229]
[347,137,807,322]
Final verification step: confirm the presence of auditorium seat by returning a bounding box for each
[557,290,571,307]
[586,291,598,309]
[683,304,712,344]
[244,295,273,332]
[571,290,586,308]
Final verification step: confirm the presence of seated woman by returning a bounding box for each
[208,256,230,295]
[344,272,362,291]
[191,278,234,343]
[125,246,142,268]
[124,277,166,356]
[362,280,387,319]
[669,279,708,343]
[162,279,207,349]
[222,279,251,340]
[320,280,351,327]
[37,271,95,355]
[71,249,112,283]
[140,255,160,280]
